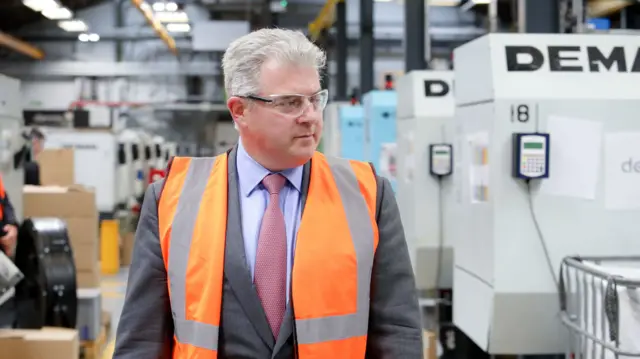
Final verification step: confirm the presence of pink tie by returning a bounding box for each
[254,173,287,338]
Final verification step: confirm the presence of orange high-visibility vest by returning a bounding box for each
[0,175,6,220]
[158,151,379,358]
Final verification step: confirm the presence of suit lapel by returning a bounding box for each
[224,145,275,349]
[272,158,312,356]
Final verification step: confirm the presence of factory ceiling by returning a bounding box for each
[0,0,107,32]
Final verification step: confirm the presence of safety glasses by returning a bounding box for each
[240,89,329,118]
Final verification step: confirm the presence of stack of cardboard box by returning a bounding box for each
[120,232,135,267]
[23,185,100,288]
[23,148,100,288]
[423,330,437,359]
[0,327,79,359]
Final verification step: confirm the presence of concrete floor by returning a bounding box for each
[96,269,563,359]
[100,267,129,359]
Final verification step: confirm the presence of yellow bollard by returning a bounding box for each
[100,219,120,275]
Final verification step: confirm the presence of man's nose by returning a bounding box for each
[296,104,317,123]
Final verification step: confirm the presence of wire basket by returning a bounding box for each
[559,256,640,358]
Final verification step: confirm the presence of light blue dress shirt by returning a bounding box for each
[236,140,303,302]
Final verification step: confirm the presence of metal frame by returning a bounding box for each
[0,61,220,77]
[559,256,640,357]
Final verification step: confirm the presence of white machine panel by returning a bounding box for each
[44,129,118,214]
[215,122,239,155]
[0,75,22,119]
[0,75,24,220]
[322,102,346,157]
[397,70,455,119]
[453,33,640,355]
[396,70,456,292]
[455,33,640,104]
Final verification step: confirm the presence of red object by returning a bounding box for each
[69,100,147,109]
[350,97,358,105]
[384,80,394,90]
[149,168,166,184]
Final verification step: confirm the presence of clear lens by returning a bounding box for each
[268,90,329,116]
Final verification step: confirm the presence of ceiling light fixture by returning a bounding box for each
[58,19,88,32]
[78,33,100,42]
[42,6,73,20]
[154,10,189,23]
[22,0,59,12]
[165,2,178,11]
[166,23,190,32]
[152,2,165,11]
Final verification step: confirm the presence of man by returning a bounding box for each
[24,128,45,185]
[0,173,21,329]
[0,182,18,259]
[114,28,422,359]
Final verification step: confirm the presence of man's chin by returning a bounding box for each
[289,146,315,164]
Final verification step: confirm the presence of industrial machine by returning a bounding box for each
[396,70,458,356]
[152,135,165,170]
[362,90,397,190]
[396,70,455,293]
[14,218,78,329]
[452,33,640,356]
[323,102,366,160]
[135,130,155,191]
[116,129,146,205]
[213,121,239,155]
[117,130,142,211]
[322,102,342,157]
[43,128,119,218]
[162,141,177,165]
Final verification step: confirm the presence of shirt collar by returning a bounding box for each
[236,139,303,197]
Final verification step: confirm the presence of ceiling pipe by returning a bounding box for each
[308,0,343,41]
[130,0,178,55]
[0,31,44,60]
[587,0,631,17]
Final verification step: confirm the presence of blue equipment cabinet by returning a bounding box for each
[363,90,398,191]
[338,105,365,160]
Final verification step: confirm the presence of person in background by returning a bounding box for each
[114,28,423,359]
[24,128,45,186]
[0,168,21,328]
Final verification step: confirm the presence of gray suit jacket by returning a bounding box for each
[113,147,423,359]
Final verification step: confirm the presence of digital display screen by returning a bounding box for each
[434,150,449,155]
[524,142,543,149]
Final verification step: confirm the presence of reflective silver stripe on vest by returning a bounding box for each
[167,157,219,351]
[295,156,376,344]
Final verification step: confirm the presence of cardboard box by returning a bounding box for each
[120,232,135,266]
[77,266,101,288]
[23,185,101,286]
[102,310,112,336]
[36,148,75,186]
[23,185,96,219]
[423,330,437,359]
[0,327,79,359]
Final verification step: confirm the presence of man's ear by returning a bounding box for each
[227,97,247,127]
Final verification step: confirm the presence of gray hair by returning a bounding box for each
[222,28,326,97]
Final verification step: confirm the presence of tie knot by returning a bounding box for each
[262,173,286,194]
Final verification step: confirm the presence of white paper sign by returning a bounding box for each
[539,116,602,200]
[379,142,398,183]
[467,132,490,204]
[604,133,640,210]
